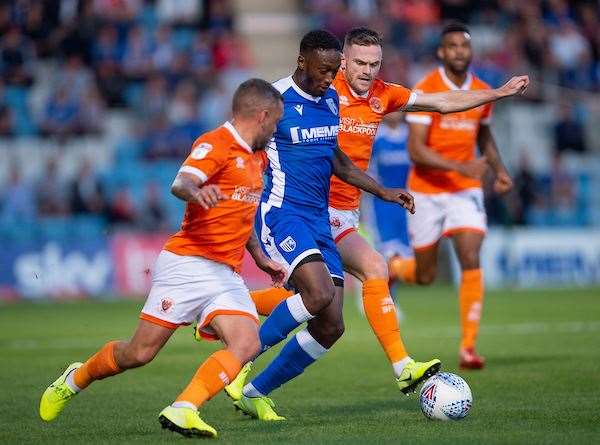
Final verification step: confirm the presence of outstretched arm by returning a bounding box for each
[332,147,415,213]
[406,75,529,114]
[477,124,513,194]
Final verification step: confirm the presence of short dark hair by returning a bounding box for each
[232,78,282,117]
[441,22,471,39]
[299,29,341,55]
[344,27,382,48]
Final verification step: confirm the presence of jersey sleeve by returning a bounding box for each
[404,79,433,126]
[384,82,417,112]
[178,137,229,183]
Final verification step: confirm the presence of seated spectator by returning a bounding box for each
[137,74,168,120]
[79,85,107,134]
[554,103,587,153]
[106,187,137,226]
[137,182,168,231]
[122,25,153,81]
[53,55,94,100]
[70,160,106,216]
[35,157,71,217]
[0,164,35,223]
[152,25,174,71]
[549,20,592,89]
[0,27,35,87]
[0,104,14,137]
[40,87,80,139]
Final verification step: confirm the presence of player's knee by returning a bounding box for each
[230,337,261,364]
[361,251,389,280]
[128,346,158,368]
[459,252,480,270]
[304,282,335,313]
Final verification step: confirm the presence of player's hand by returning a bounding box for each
[497,75,529,97]
[457,157,488,180]
[380,188,415,214]
[254,254,287,287]
[194,184,227,210]
[493,169,513,194]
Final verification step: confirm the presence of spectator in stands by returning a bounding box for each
[54,55,95,100]
[122,25,153,81]
[0,104,14,137]
[137,74,168,120]
[79,85,107,134]
[40,87,80,139]
[106,187,137,226]
[0,26,35,87]
[198,79,230,130]
[0,164,35,223]
[549,20,592,89]
[142,112,175,159]
[549,151,578,225]
[190,32,213,78]
[152,25,174,71]
[70,159,106,216]
[513,153,537,226]
[137,182,168,231]
[157,0,202,25]
[554,103,587,153]
[92,25,125,106]
[35,157,71,217]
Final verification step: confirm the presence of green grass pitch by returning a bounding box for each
[1,286,599,444]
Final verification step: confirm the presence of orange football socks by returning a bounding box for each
[389,256,416,284]
[459,268,484,350]
[363,279,409,374]
[251,287,293,316]
[175,349,241,409]
[73,341,123,390]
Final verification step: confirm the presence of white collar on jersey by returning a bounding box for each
[438,66,472,91]
[223,121,253,153]
[288,76,322,102]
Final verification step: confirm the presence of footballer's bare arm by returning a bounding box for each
[171,172,227,210]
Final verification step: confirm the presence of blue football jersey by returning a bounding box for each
[371,122,410,188]
[261,76,340,212]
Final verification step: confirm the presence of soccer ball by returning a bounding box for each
[419,372,473,421]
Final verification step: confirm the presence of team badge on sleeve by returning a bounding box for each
[191,143,213,160]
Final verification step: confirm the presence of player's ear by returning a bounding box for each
[297,54,305,71]
[436,46,443,60]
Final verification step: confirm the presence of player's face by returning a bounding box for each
[301,49,342,96]
[255,100,284,150]
[343,43,382,95]
[438,32,472,74]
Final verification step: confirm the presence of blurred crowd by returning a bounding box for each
[1,0,599,235]
[0,0,251,150]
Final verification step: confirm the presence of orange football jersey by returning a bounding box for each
[406,67,493,194]
[164,121,264,272]
[329,71,416,210]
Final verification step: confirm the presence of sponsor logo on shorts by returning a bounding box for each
[279,236,297,252]
[160,297,174,313]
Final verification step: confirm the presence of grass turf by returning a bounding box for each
[1,286,599,444]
